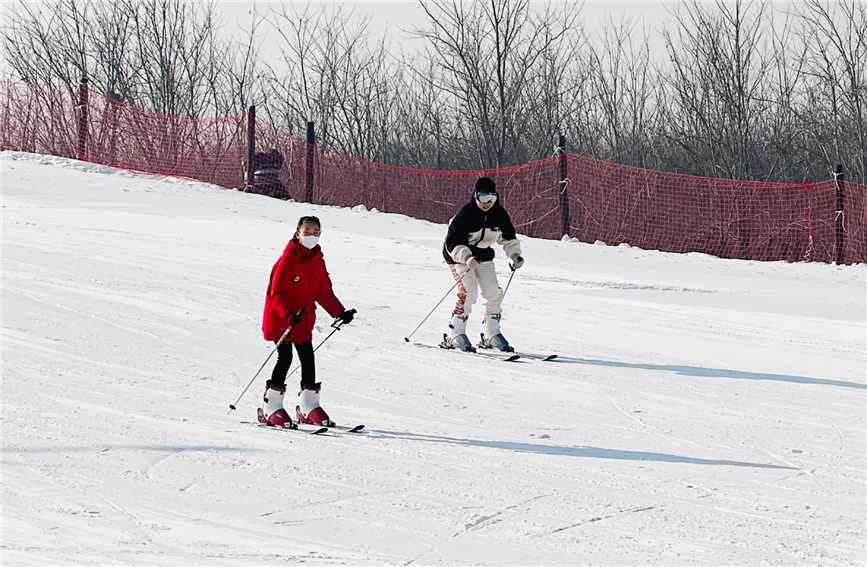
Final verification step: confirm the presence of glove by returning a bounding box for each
[510,255,524,270]
[337,309,356,325]
[288,309,306,326]
[466,257,480,271]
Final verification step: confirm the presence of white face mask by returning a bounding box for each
[300,234,320,249]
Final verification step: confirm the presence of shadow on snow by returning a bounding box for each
[375,431,797,470]
[9,439,794,470]
[553,356,865,390]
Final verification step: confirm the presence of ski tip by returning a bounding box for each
[310,427,329,435]
[543,354,558,361]
[349,424,365,432]
[504,354,520,362]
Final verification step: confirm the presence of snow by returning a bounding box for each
[2,150,865,566]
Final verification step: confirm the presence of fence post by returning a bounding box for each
[305,109,315,203]
[557,135,570,238]
[246,105,256,188]
[77,76,89,160]
[107,92,122,165]
[834,164,845,265]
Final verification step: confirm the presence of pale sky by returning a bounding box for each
[213,1,681,43]
[0,0,681,79]
[4,1,780,80]
[211,0,681,66]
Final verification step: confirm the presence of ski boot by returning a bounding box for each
[258,381,297,428]
[296,383,336,427]
[478,313,514,352]
[441,314,475,352]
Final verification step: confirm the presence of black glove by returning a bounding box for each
[510,255,524,270]
[288,307,307,326]
[337,309,356,325]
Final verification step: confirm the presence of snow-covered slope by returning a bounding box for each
[2,151,864,566]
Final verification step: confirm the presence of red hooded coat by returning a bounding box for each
[262,238,345,343]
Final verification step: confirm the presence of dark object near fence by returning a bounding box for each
[248,148,289,200]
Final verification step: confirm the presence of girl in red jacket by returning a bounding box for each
[259,215,355,428]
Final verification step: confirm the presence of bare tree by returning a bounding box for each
[260,3,354,139]
[794,0,866,183]
[260,2,402,161]
[325,29,394,160]
[220,7,266,116]
[582,15,660,167]
[412,0,579,168]
[659,0,778,179]
[2,0,93,88]
[3,0,252,117]
[89,2,136,102]
[124,0,224,116]
[4,0,864,182]
[385,53,457,168]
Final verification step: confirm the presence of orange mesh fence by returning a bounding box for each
[2,81,863,264]
[1,82,80,158]
[258,124,568,239]
[85,92,247,188]
[562,155,863,263]
[843,183,867,264]
[1,82,247,187]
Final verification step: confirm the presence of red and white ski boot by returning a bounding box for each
[257,382,296,428]
[296,383,335,427]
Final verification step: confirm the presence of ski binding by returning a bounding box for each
[439,334,519,361]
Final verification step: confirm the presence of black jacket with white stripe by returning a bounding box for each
[442,199,522,265]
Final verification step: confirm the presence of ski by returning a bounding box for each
[413,339,556,362]
[440,334,521,361]
[519,353,558,362]
[480,341,558,361]
[469,348,521,362]
[439,338,520,361]
[293,407,365,433]
[288,424,330,435]
[442,345,521,362]
[242,420,329,435]
[409,339,521,361]
[329,424,366,433]
[258,423,365,435]
[475,333,557,362]
[297,425,331,435]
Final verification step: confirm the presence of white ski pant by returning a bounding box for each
[449,261,503,316]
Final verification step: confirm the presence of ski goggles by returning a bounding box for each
[476,192,498,204]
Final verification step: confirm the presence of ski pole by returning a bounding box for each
[283,310,357,381]
[227,307,308,414]
[500,262,518,303]
[403,270,469,343]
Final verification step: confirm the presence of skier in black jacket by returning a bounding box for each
[442,177,524,352]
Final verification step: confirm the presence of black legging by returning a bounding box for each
[269,340,315,390]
